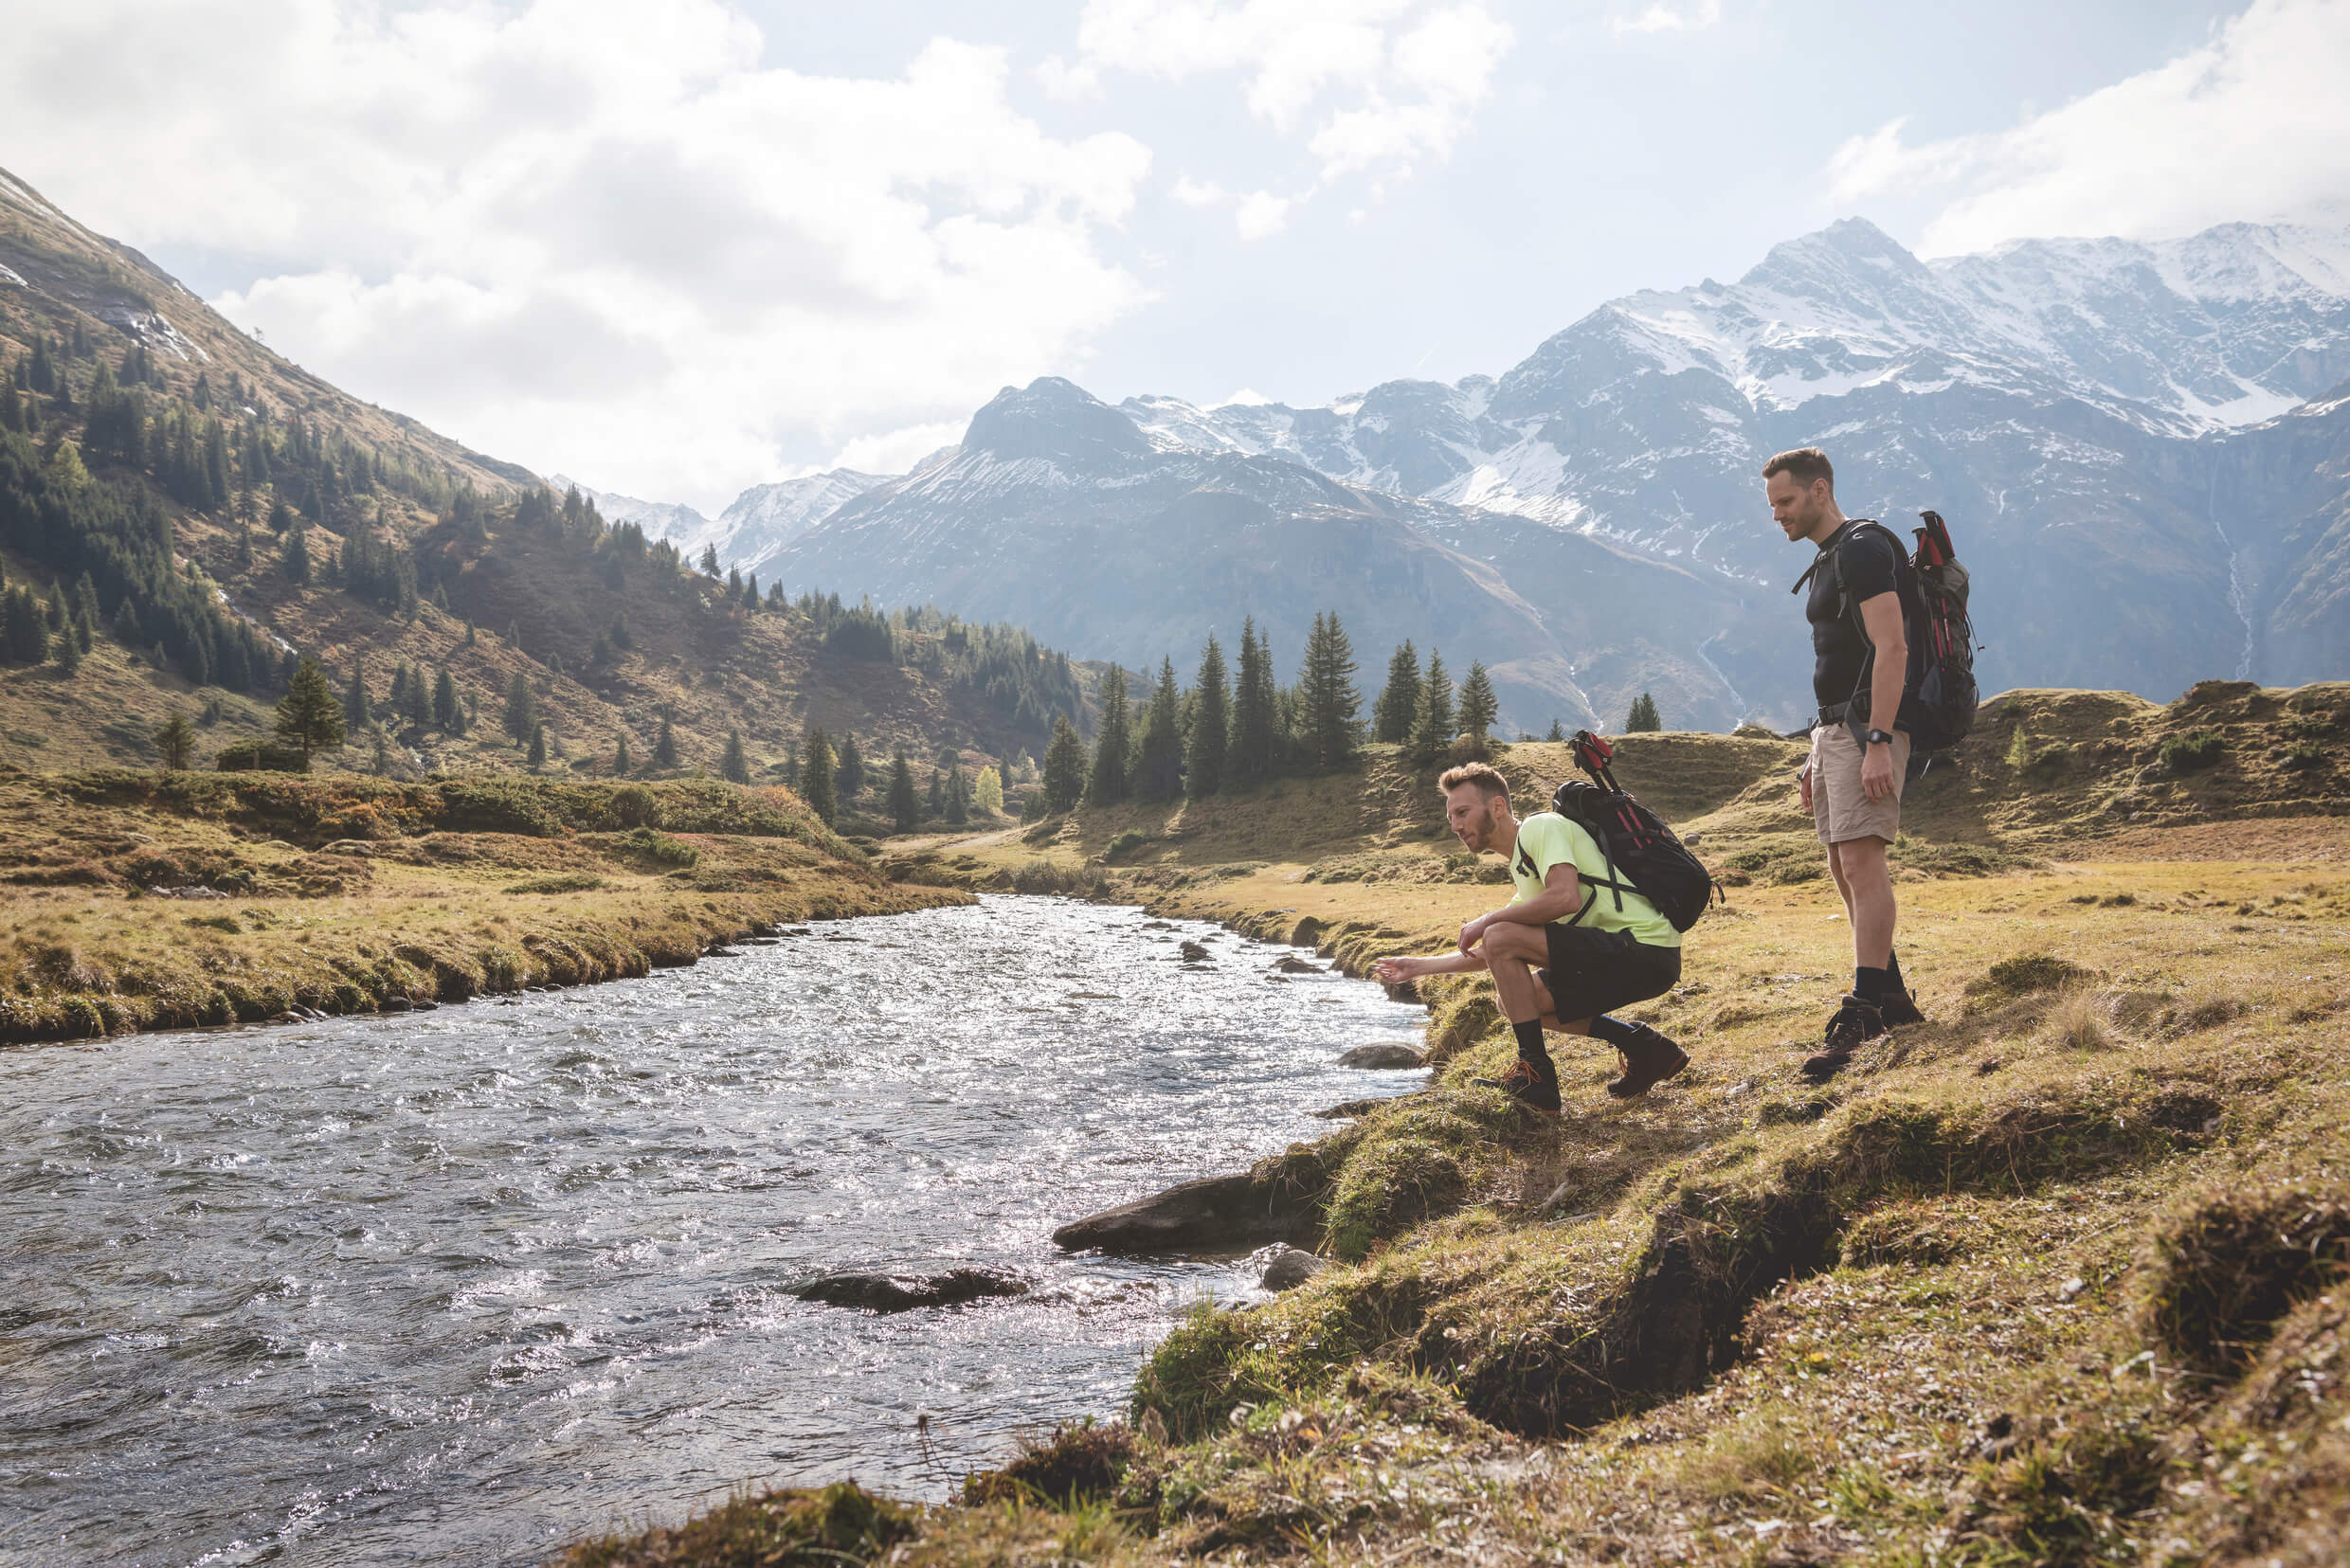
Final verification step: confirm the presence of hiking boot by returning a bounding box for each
[1878,985,1926,1027]
[1802,995,1887,1080]
[1605,1024,1690,1100]
[1473,1056,1562,1114]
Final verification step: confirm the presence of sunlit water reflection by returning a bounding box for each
[0,895,1424,1566]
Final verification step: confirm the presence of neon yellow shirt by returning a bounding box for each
[1506,811,1681,948]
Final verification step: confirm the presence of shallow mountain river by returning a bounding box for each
[0,896,1426,1566]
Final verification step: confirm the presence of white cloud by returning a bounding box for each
[1166,175,1293,239]
[1823,0,2350,254]
[1611,0,1721,36]
[0,0,1154,511]
[1068,0,1511,217]
[827,420,968,476]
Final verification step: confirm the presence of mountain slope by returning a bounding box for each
[0,165,1090,791]
[751,377,1744,733]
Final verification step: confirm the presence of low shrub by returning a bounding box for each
[961,1419,1135,1506]
[2161,729,2224,772]
[1104,829,1151,863]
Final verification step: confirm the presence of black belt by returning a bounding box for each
[1817,701,1851,727]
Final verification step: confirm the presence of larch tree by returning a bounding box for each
[154,710,196,770]
[1409,649,1454,761]
[1131,658,1185,802]
[501,671,536,741]
[1041,715,1086,814]
[1227,618,1275,786]
[1299,611,1363,770]
[800,727,838,825]
[275,657,345,764]
[1457,660,1498,741]
[888,749,919,832]
[1186,634,1229,798]
[1087,664,1131,804]
[1373,640,1420,743]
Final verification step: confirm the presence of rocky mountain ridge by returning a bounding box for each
[714,217,2350,729]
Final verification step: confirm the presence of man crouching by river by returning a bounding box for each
[1372,762,1689,1111]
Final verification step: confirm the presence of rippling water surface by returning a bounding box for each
[0,896,1424,1566]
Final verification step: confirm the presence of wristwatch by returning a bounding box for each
[1865,728,1897,747]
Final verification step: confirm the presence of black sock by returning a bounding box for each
[1588,1015,1638,1047]
[1511,1018,1550,1069]
[1855,965,1889,1005]
[1886,948,1906,992]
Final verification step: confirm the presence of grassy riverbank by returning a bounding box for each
[570,682,2341,1564]
[0,768,966,1042]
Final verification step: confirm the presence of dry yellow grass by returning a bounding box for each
[427,688,2350,1562]
[0,767,964,1041]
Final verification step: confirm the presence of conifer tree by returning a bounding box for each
[275,657,345,764]
[283,525,310,584]
[800,727,837,825]
[720,729,750,784]
[888,749,919,832]
[1625,692,1661,731]
[501,671,536,741]
[463,619,478,648]
[654,712,679,767]
[53,619,81,674]
[1042,715,1086,814]
[1132,658,1185,802]
[1088,663,1131,804]
[1458,660,1498,741]
[154,710,196,771]
[781,739,800,789]
[1409,649,1454,761]
[699,542,720,576]
[527,724,548,769]
[614,731,634,774]
[834,732,866,802]
[44,582,66,632]
[946,764,969,826]
[1546,717,1565,742]
[343,655,371,729]
[1299,611,1363,771]
[1228,618,1275,786]
[1374,640,1420,743]
[1186,634,1229,798]
[432,666,463,732]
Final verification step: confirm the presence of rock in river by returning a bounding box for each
[1258,1245,1326,1291]
[1273,955,1321,974]
[1338,1042,1425,1070]
[1178,940,1214,962]
[1053,1171,1318,1256]
[793,1268,1029,1313]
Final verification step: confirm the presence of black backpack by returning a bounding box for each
[1546,730,1723,933]
[1796,511,1979,753]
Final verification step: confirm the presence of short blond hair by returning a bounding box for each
[1437,761,1508,802]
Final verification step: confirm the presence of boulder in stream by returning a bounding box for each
[1338,1042,1426,1070]
[1259,1245,1327,1291]
[1054,1171,1319,1255]
[793,1268,1029,1313]
[1178,940,1214,962]
[1273,955,1321,974]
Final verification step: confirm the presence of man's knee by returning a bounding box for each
[1830,836,1890,881]
[1480,923,1547,963]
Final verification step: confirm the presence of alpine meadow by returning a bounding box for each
[5,5,2350,1566]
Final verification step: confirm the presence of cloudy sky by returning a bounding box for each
[5,0,2346,512]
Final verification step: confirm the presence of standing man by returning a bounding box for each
[1372,762,1688,1110]
[1764,447,1926,1079]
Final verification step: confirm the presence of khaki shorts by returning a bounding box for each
[1807,723,1908,846]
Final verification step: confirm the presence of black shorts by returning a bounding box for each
[1539,925,1681,1020]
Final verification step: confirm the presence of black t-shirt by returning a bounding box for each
[1807,520,1902,710]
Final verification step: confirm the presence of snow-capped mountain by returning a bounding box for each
[546,474,712,550]
[1128,219,2350,533]
[679,217,2350,728]
[755,376,1745,734]
[551,468,891,573]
